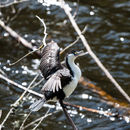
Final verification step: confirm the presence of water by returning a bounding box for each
[0,0,130,129]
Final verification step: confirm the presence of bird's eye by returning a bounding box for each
[71,50,76,55]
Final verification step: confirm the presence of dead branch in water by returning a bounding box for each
[79,77,130,109]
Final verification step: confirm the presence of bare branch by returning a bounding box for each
[0,72,129,124]
[23,110,57,129]
[64,102,114,117]
[0,73,43,98]
[19,112,31,130]
[32,108,50,130]
[0,68,7,76]
[60,25,87,54]
[0,0,29,8]
[60,0,130,103]
[59,100,78,130]
[0,74,39,129]
[36,15,47,47]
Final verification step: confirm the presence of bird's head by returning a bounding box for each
[67,50,88,61]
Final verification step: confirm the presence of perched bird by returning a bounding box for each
[30,41,86,111]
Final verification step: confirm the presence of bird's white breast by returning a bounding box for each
[63,62,81,98]
[63,77,78,97]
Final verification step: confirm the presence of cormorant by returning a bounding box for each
[30,41,86,111]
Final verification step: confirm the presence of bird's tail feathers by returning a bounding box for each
[29,98,46,112]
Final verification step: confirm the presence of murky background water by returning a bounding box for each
[0,0,130,129]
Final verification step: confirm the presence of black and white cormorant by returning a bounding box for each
[30,41,86,111]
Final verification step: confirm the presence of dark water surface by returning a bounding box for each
[0,0,130,129]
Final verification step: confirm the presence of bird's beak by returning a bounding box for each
[75,50,88,57]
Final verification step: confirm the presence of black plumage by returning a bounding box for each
[40,41,61,79]
[40,41,72,100]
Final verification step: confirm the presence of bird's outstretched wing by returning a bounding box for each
[40,41,61,79]
[42,68,71,94]
[42,73,62,92]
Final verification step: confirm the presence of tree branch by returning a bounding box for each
[0,73,43,98]
[59,100,78,130]
[60,0,130,103]
[0,74,39,129]
[0,0,29,8]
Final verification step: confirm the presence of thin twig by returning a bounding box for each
[0,73,43,98]
[9,16,47,66]
[60,25,87,54]
[23,110,57,129]
[19,112,32,130]
[0,0,28,8]
[64,102,114,117]
[0,109,13,130]
[60,0,130,103]
[0,74,39,129]
[72,0,79,19]
[32,108,50,130]
[9,49,39,66]
[36,15,47,47]
[20,77,45,105]
[59,100,78,130]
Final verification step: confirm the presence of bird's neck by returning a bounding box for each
[66,57,81,80]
